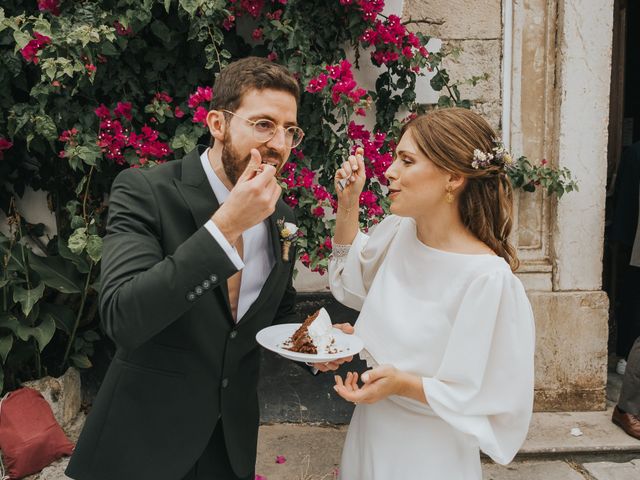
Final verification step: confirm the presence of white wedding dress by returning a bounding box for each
[328,215,535,480]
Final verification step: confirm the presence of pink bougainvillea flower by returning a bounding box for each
[95,105,113,120]
[155,92,173,103]
[38,0,60,15]
[174,106,185,118]
[94,104,111,120]
[20,32,52,65]
[85,63,97,75]
[275,455,286,464]
[223,14,236,31]
[114,20,133,36]
[0,137,13,160]
[266,9,283,20]
[114,102,132,120]
[312,206,325,217]
[188,86,213,109]
[59,128,79,143]
[192,106,209,126]
[267,52,278,62]
[255,475,267,480]
[252,28,263,41]
[306,73,328,93]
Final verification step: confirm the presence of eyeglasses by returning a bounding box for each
[222,110,305,148]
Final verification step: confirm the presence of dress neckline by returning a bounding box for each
[406,218,499,258]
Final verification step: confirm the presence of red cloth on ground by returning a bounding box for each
[0,387,74,479]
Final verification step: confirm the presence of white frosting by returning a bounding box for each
[307,308,335,353]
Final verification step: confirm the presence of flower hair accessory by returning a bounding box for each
[471,139,514,170]
[277,218,299,262]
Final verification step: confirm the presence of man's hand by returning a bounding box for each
[311,323,355,372]
[212,149,282,245]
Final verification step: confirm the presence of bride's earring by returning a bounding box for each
[445,184,454,204]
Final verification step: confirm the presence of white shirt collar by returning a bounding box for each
[199,147,230,203]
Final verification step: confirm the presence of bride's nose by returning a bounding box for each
[385,161,399,181]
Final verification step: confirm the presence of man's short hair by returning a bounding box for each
[211,56,300,112]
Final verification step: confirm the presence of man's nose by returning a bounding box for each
[266,127,287,150]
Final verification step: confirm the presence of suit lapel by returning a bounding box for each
[174,147,291,327]
[174,147,233,320]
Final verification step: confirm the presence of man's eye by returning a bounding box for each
[255,120,274,132]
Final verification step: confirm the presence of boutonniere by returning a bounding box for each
[277,218,298,262]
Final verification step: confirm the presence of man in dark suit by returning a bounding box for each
[66,57,349,480]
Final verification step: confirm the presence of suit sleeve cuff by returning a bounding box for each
[205,219,245,270]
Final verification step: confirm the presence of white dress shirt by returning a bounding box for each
[200,149,276,322]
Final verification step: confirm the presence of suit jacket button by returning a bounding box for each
[194,286,204,296]
[209,274,218,284]
[222,378,229,388]
[229,331,237,339]
[202,279,211,289]
[186,292,196,301]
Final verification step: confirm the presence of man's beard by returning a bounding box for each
[221,131,285,185]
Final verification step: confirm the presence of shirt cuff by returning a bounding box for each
[204,219,245,270]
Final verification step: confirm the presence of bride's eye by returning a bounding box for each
[401,157,413,165]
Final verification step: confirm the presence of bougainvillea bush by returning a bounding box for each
[0,0,576,392]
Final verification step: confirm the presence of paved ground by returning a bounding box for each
[25,372,640,479]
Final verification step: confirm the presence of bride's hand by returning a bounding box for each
[333,365,402,404]
[333,323,354,334]
[335,147,366,208]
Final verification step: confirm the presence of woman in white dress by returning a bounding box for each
[329,108,535,480]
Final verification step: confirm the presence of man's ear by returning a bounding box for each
[207,110,226,143]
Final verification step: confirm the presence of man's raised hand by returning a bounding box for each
[212,149,282,246]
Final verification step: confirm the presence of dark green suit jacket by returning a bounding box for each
[66,147,298,480]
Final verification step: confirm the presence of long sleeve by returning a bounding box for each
[328,215,402,311]
[422,270,536,465]
[99,168,239,351]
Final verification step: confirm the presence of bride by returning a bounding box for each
[328,108,535,479]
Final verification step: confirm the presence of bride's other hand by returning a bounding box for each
[333,323,354,334]
[333,365,402,404]
[311,355,354,373]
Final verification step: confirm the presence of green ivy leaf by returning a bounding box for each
[58,236,90,274]
[68,227,88,255]
[40,303,75,335]
[0,314,19,334]
[27,251,83,293]
[70,353,92,369]
[86,234,103,263]
[12,282,45,317]
[16,315,56,352]
[0,335,13,364]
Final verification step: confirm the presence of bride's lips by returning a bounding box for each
[388,188,400,199]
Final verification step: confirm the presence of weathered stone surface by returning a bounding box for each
[441,39,502,104]
[403,0,501,40]
[483,461,585,480]
[583,460,640,480]
[529,291,609,411]
[23,368,81,428]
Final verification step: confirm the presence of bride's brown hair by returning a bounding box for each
[401,107,519,271]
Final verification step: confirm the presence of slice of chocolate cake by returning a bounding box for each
[285,308,335,354]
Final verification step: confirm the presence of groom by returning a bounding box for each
[66,57,346,480]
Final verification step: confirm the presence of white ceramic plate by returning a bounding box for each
[256,323,364,363]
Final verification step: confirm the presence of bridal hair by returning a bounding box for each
[401,108,519,271]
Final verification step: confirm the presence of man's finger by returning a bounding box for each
[238,149,263,183]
